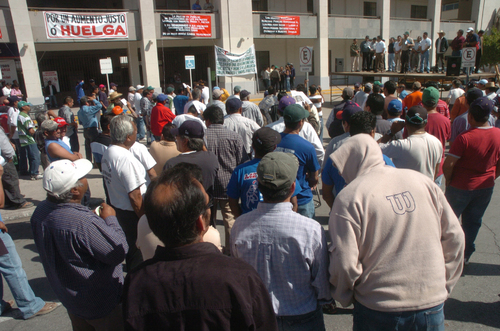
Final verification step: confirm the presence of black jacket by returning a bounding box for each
[435,37,448,53]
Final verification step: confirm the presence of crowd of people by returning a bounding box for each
[0,69,498,331]
[260,64,296,92]
[351,27,484,74]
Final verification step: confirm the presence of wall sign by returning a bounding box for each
[260,15,300,35]
[161,14,211,37]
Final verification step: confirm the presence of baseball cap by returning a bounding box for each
[17,101,32,108]
[146,86,155,91]
[342,87,354,99]
[136,85,145,90]
[399,90,409,99]
[278,95,296,111]
[7,96,20,104]
[129,86,136,92]
[89,79,95,83]
[156,94,168,103]
[40,119,58,132]
[166,86,175,94]
[422,87,440,106]
[110,83,117,88]
[252,127,281,152]
[341,102,363,122]
[213,89,224,98]
[373,81,383,87]
[469,96,493,115]
[112,106,123,115]
[467,27,474,32]
[43,159,93,198]
[364,83,373,90]
[257,152,299,190]
[478,79,488,85]
[283,104,309,123]
[99,84,105,88]
[171,120,204,139]
[387,99,403,114]
[226,98,242,112]
[406,105,428,125]
[466,87,484,102]
[240,90,250,100]
[53,117,68,127]
[354,82,361,88]
[234,85,241,93]
[404,31,410,35]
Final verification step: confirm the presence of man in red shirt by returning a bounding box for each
[443,97,500,264]
[422,87,450,187]
[150,94,175,141]
[450,29,465,57]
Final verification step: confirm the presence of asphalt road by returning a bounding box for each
[1,101,499,330]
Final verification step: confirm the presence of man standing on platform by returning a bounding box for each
[361,36,371,71]
[435,30,448,73]
[400,31,414,73]
[374,36,386,73]
[476,30,484,73]
[451,29,465,57]
[419,32,432,74]
[350,39,360,72]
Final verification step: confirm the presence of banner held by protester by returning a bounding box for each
[215,45,257,77]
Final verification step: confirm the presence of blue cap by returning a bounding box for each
[387,99,403,114]
[226,98,242,112]
[399,90,409,99]
[156,94,168,103]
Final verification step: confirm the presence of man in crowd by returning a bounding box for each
[133,85,146,140]
[451,29,465,57]
[231,151,331,330]
[7,96,22,171]
[328,134,464,330]
[140,89,153,142]
[444,97,500,265]
[447,79,465,111]
[451,81,475,123]
[123,166,277,330]
[173,86,190,116]
[165,86,176,113]
[172,105,207,130]
[101,115,145,270]
[476,30,484,73]
[224,98,260,158]
[184,87,206,116]
[148,123,180,176]
[31,159,127,328]
[383,80,399,111]
[204,105,246,249]
[45,81,58,109]
[402,81,423,115]
[58,96,79,152]
[240,90,263,126]
[90,114,113,173]
[208,88,227,115]
[435,30,448,73]
[419,32,432,73]
[77,96,102,163]
[353,83,371,110]
[164,120,219,199]
[365,94,391,135]
[350,38,360,72]
[17,101,42,180]
[327,87,354,138]
[150,94,175,142]
[275,105,320,219]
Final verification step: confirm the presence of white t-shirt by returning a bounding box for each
[7,107,19,139]
[183,100,207,114]
[134,92,142,115]
[172,114,207,131]
[394,41,402,52]
[129,142,157,185]
[420,38,432,52]
[201,86,210,105]
[379,132,443,180]
[101,144,147,211]
[375,41,386,53]
[2,87,11,97]
[447,88,465,105]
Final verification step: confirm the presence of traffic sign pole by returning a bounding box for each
[189,69,193,90]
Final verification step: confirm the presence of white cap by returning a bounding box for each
[43,159,93,198]
[467,27,474,32]
[478,79,488,85]
[129,86,136,92]
[136,85,145,90]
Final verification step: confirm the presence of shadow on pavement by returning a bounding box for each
[462,262,500,276]
[27,277,59,302]
[5,221,34,241]
[445,298,500,328]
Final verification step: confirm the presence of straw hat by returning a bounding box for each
[108,91,123,101]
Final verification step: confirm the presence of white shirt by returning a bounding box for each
[134,92,142,116]
[447,88,465,105]
[184,100,207,114]
[101,145,147,211]
[375,41,386,53]
[487,92,497,101]
[267,117,325,165]
[7,106,19,139]
[420,37,432,52]
[380,133,443,181]
[2,87,11,97]
[128,93,135,108]
[394,41,402,52]
[201,86,210,105]
[172,114,207,131]
[129,142,157,185]
[353,91,369,110]
[223,113,260,154]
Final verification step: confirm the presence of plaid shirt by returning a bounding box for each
[418,99,450,118]
[205,124,247,199]
[231,202,332,316]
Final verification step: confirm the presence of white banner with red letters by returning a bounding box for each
[43,11,128,39]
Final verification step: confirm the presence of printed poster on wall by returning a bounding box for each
[43,11,128,39]
[260,15,300,35]
[42,71,60,93]
[0,59,18,84]
[161,14,212,37]
[215,45,257,77]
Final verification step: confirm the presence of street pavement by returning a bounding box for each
[1,102,499,330]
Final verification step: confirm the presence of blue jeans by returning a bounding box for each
[319,117,324,145]
[47,95,57,109]
[286,77,291,92]
[135,117,146,140]
[297,199,315,219]
[388,53,395,71]
[21,143,41,176]
[451,50,462,57]
[445,185,493,259]
[420,50,430,73]
[0,231,45,319]
[353,302,444,331]
[276,305,325,331]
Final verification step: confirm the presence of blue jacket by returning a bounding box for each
[75,82,85,101]
[77,100,102,128]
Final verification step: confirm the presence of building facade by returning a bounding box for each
[0,0,497,106]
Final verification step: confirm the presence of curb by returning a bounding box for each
[2,207,36,222]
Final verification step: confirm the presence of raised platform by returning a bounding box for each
[332,70,495,82]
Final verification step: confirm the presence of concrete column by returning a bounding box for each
[8,0,44,105]
[127,41,141,86]
[377,0,390,42]
[428,0,442,69]
[215,0,256,93]
[138,0,160,91]
[314,0,329,88]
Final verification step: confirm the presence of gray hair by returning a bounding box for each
[80,96,88,105]
[110,115,135,144]
[47,181,84,203]
[192,88,201,100]
[35,112,47,127]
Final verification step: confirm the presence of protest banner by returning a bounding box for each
[215,45,257,76]
[260,15,300,35]
[161,14,211,37]
[43,11,128,39]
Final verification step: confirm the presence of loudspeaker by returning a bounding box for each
[446,56,462,77]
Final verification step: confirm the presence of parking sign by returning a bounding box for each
[462,47,476,68]
[185,55,195,70]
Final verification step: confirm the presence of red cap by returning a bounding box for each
[54,117,68,128]
[99,84,105,88]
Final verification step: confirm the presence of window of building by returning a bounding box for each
[442,3,459,11]
[27,0,123,9]
[411,5,428,19]
[363,2,377,17]
[252,0,268,12]
[156,0,190,10]
[307,0,314,13]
